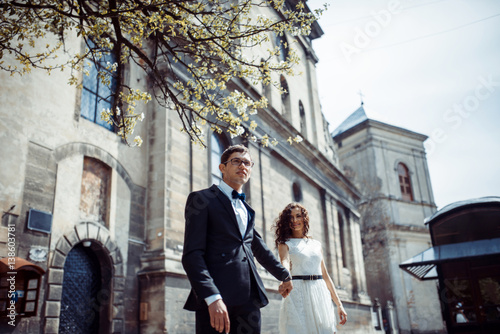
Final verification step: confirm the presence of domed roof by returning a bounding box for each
[331,103,394,137]
[331,105,367,137]
[331,103,425,140]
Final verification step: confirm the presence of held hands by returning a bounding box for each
[278,280,293,298]
[208,299,230,333]
[337,304,347,325]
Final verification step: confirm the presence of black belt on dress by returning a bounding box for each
[292,275,323,280]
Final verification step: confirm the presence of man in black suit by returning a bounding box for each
[182,144,293,333]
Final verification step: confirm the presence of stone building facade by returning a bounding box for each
[0,3,377,334]
[332,105,446,334]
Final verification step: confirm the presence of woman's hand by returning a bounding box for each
[337,305,347,325]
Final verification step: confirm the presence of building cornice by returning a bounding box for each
[359,194,437,209]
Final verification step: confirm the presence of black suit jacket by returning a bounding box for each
[182,185,289,311]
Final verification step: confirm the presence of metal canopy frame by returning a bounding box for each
[399,238,500,280]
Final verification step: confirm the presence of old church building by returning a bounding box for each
[0,2,380,334]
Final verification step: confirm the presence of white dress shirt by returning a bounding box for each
[218,180,248,237]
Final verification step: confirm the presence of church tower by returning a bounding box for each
[332,104,445,334]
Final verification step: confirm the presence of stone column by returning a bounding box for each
[373,298,383,331]
[320,190,334,274]
[329,201,343,288]
[350,214,370,303]
[387,300,399,334]
[346,211,362,299]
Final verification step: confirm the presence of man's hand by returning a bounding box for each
[208,299,230,333]
[278,280,293,298]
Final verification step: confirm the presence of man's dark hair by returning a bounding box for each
[220,144,251,165]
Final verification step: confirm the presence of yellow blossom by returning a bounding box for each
[1,0,323,147]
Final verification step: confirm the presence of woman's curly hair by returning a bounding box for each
[272,202,309,248]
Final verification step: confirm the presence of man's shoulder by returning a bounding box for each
[185,186,221,217]
[187,185,220,202]
[190,184,218,195]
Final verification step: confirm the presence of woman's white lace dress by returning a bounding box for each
[279,238,337,334]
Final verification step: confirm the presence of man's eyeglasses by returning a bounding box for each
[223,158,255,168]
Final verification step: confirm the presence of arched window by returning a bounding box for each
[260,58,271,103]
[276,34,288,62]
[299,101,307,137]
[210,133,226,185]
[280,75,290,116]
[397,163,414,201]
[80,41,117,131]
[292,182,302,202]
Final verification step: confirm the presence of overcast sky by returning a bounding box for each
[307,0,500,209]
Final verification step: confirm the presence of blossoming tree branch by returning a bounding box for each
[0,0,325,147]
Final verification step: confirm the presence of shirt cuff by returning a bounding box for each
[205,294,222,306]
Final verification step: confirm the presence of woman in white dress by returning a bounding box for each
[273,203,347,334]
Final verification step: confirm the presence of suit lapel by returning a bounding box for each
[210,185,256,238]
[243,202,255,237]
[211,185,240,233]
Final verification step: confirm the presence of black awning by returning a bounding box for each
[399,238,500,280]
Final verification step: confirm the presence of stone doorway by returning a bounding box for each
[59,244,102,333]
[43,221,124,334]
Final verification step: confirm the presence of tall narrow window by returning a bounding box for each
[276,34,288,62]
[80,157,111,226]
[280,75,290,116]
[338,212,348,269]
[299,101,307,137]
[210,133,226,185]
[292,182,302,202]
[397,163,414,201]
[81,41,117,131]
[323,117,330,146]
[260,58,271,103]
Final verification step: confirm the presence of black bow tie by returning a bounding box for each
[232,190,246,201]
